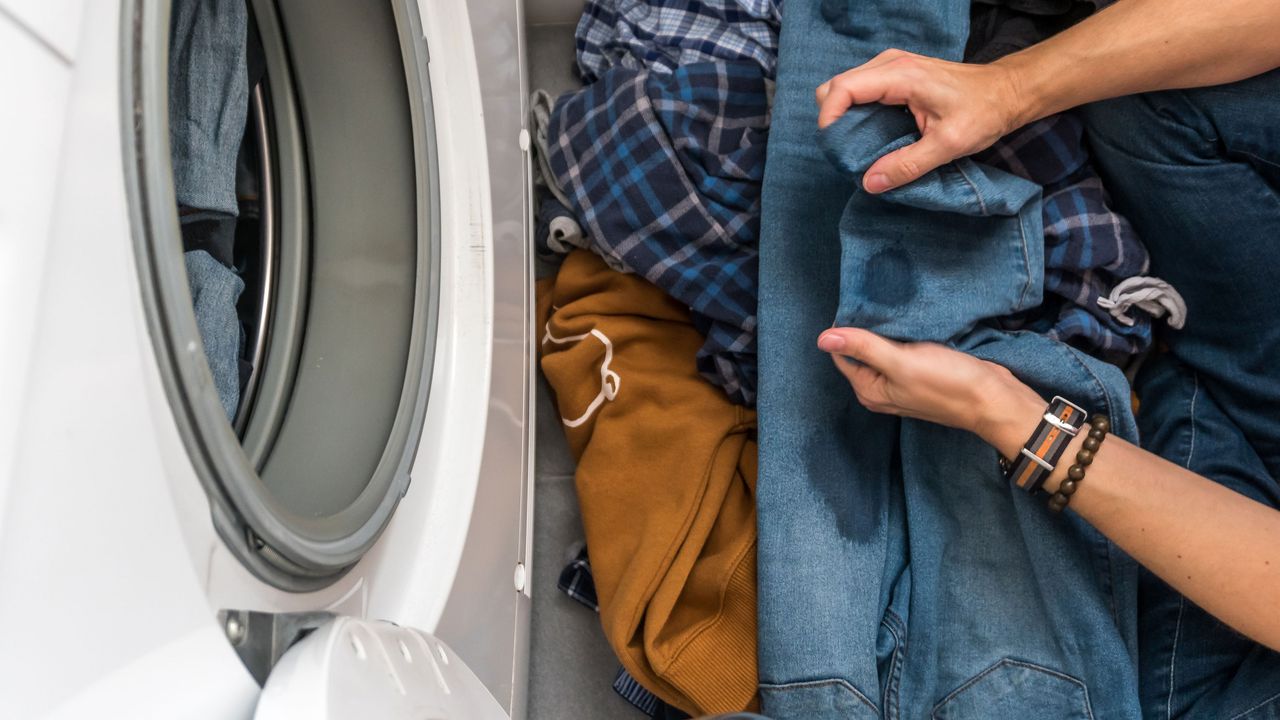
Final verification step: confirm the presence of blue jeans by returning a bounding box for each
[185,250,244,421]
[1083,72,1280,720]
[170,0,248,420]
[169,0,247,217]
[757,1,1142,717]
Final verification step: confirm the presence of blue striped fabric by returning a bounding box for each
[979,113,1154,360]
[547,60,769,406]
[576,0,782,83]
[613,667,662,716]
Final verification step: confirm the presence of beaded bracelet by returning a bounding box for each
[1048,414,1110,513]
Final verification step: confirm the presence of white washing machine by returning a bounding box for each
[0,0,551,716]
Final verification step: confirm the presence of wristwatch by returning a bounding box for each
[1003,396,1088,493]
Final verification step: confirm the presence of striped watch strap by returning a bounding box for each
[1006,396,1088,493]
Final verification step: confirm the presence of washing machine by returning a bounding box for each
[0,0,548,715]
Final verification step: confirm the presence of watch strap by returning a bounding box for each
[1006,396,1088,493]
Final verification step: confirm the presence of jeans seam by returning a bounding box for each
[1228,690,1280,720]
[759,678,881,717]
[1162,371,1198,720]
[1234,149,1280,175]
[954,162,990,216]
[882,610,907,720]
[930,658,1095,720]
[1054,341,1132,628]
[1165,595,1185,720]
[1187,373,1200,471]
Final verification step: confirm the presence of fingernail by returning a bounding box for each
[864,173,890,193]
[818,333,845,352]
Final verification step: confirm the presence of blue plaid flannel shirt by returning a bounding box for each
[547,60,769,406]
[978,112,1154,360]
[576,0,782,83]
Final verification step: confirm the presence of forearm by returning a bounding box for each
[985,395,1280,651]
[997,0,1280,125]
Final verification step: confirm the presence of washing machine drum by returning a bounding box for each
[131,0,440,590]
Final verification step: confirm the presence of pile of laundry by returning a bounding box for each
[532,0,1183,718]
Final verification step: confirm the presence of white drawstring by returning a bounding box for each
[1097,276,1188,329]
[542,323,621,428]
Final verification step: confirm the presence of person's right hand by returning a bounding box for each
[815,49,1027,194]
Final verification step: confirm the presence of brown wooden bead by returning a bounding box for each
[1049,493,1068,512]
[1067,465,1085,482]
[1091,415,1111,434]
[1083,436,1101,452]
[1089,427,1107,441]
[1059,479,1078,495]
[1076,449,1094,466]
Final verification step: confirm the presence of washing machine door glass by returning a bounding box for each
[253,618,507,720]
[124,0,440,590]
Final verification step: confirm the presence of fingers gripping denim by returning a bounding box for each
[818,118,1044,341]
[756,1,1142,718]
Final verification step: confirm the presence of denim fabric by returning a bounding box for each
[1081,69,1280,482]
[185,250,244,421]
[1082,70,1280,720]
[169,0,248,216]
[756,1,1141,717]
[818,114,1044,342]
[1133,355,1280,720]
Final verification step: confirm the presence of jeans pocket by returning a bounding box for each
[931,659,1094,720]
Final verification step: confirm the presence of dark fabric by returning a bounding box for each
[179,212,238,268]
[547,60,768,405]
[559,549,692,719]
[557,545,599,611]
[1082,72,1280,718]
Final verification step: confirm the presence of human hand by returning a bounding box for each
[815,49,1026,194]
[817,327,1044,455]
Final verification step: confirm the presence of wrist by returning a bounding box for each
[992,50,1053,130]
[973,375,1046,459]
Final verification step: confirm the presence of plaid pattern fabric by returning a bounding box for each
[978,113,1154,360]
[548,60,769,406]
[576,0,782,83]
[557,545,600,611]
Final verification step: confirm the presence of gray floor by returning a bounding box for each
[526,22,639,720]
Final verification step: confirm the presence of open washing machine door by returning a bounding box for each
[253,618,507,720]
[0,0,535,715]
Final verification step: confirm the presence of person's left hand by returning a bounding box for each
[817,327,1043,447]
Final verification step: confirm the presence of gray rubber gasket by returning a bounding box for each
[121,0,441,591]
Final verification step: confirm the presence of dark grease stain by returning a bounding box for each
[803,398,893,545]
[859,246,918,307]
